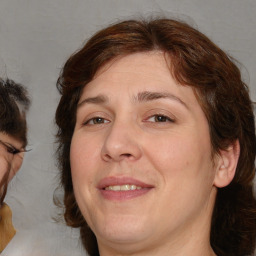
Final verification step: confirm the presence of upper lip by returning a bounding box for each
[97,176,154,189]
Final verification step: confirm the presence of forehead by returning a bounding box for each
[80,52,200,109]
[92,51,173,86]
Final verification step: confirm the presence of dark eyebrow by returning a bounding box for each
[77,91,188,109]
[134,91,188,109]
[77,95,109,108]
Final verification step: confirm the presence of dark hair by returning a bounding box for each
[0,78,30,205]
[55,18,256,256]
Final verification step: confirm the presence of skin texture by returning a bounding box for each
[70,52,238,256]
[0,132,24,186]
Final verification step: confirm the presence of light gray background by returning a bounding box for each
[0,0,255,255]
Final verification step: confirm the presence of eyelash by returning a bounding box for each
[7,146,21,154]
[0,141,22,155]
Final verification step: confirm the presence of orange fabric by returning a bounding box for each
[0,203,16,252]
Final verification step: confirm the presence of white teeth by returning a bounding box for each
[121,185,129,191]
[130,185,137,190]
[105,185,142,191]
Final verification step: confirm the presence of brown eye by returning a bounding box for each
[84,117,110,125]
[154,115,168,122]
[147,115,174,123]
[93,117,105,124]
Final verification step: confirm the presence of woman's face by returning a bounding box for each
[70,52,219,253]
[0,132,24,185]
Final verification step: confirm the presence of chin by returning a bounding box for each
[93,214,151,245]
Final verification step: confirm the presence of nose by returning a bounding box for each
[101,120,142,162]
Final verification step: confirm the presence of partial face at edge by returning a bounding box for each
[70,52,220,252]
[0,132,24,185]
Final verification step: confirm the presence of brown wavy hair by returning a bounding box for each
[55,18,256,256]
[0,78,30,205]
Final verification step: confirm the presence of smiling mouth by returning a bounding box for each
[98,176,154,200]
[104,185,142,191]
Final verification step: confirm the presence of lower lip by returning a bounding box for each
[100,188,152,201]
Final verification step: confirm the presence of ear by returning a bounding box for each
[213,140,240,188]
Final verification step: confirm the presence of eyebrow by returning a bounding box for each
[77,91,188,109]
[134,91,188,108]
[78,94,109,108]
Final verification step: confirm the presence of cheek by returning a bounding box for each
[145,133,215,216]
[9,154,24,181]
[70,134,103,222]
[70,133,102,190]
[0,158,9,182]
[144,133,192,166]
[0,151,13,183]
[143,130,213,182]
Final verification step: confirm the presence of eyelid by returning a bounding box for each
[7,146,17,154]
[6,144,22,154]
[0,141,18,154]
[0,140,30,155]
[9,148,21,154]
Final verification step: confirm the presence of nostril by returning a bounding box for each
[121,153,132,158]
[102,153,133,162]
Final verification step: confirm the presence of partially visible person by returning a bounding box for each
[0,78,30,252]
